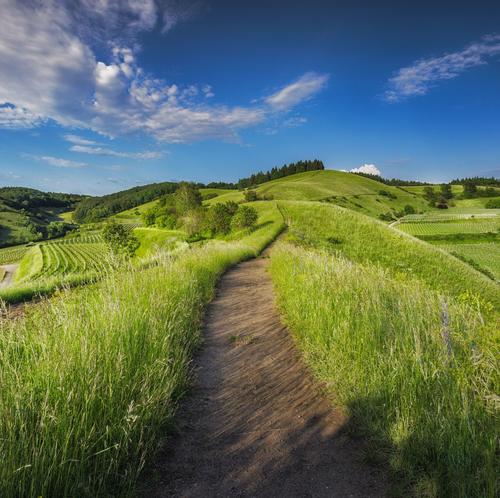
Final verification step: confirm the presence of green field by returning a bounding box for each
[397,217,499,236]
[439,242,500,281]
[0,202,284,497]
[269,201,498,497]
[0,244,28,264]
[207,170,430,219]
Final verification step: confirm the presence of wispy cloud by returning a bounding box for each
[0,1,326,143]
[34,155,88,168]
[69,145,163,159]
[63,134,101,146]
[265,72,329,111]
[385,35,500,102]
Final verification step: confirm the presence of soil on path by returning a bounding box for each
[0,264,18,289]
[141,254,387,497]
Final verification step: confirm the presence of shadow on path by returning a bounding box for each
[140,254,388,497]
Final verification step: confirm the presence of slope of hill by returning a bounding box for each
[73,182,177,223]
[208,170,430,218]
[0,187,84,247]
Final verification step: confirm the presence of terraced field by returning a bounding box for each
[0,245,28,264]
[16,239,111,283]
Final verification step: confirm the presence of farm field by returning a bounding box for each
[396,217,499,236]
[438,242,500,280]
[0,244,28,264]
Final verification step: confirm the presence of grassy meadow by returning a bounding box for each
[0,172,498,497]
[270,202,499,497]
[0,203,284,497]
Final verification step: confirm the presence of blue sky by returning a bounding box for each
[0,0,499,195]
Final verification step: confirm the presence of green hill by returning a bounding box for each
[208,170,430,218]
[0,187,84,247]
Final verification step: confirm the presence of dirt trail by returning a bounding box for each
[0,264,18,289]
[141,254,387,497]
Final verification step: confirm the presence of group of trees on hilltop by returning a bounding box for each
[0,187,85,210]
[352,172,431,186]
[450,176,500,187]
[237,159,324,189]
[73,182,178,223]
[142,183,258,238]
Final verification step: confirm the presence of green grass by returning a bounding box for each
[207,170,431,219]
[397,218,499,236]
[0,244,28,264]
[278,201,499,307]
[0,203,284,497]
[134,227,186,258]
[270,243,498,497]
[270,202,498,496]
[439,242,500,281]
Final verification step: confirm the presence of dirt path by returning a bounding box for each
[141,254,387,497]
[0,264,18,289]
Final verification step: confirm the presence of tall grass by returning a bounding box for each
[0,205,284,497]
[278,201,500,308]
[270,244,498,496]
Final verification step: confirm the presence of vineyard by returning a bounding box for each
[0,245,28,265]
[440,242,500,281]
[16,239,111,283]
[397,217,499,236]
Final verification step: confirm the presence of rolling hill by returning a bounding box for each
[0,187,84,247]
[207,170,430,218]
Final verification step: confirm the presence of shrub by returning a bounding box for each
[231,205,258,230]
[244,189,258,202]
[103,221,140,257]
[485,198,500,208]
[404,204,415,215]
[206,203,234,235]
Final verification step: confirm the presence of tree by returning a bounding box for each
[231,206,258,230]
[463,181,478,198]
[102,221,140,257]
[403,204,415,215]
[182,208,206,237]
[141,207,157,227]
[244,189,258,202]
[206,203,234,235]
[173,182,202,216]
[440,184,453,200]
[423,186,437,207]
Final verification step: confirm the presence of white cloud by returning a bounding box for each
[0,105,44,129]
[265,72,329,111]
[349,164,381,176]
[70,145,163,159]
[64,134,101,146]
[385,35,500,102]
[36,156,88,168]
[0,1,327,143]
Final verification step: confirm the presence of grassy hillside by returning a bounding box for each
[208,170,430,219]
[73,182,177,223]
[0,203,284,497]
[270,201,499,497]
[0,187,82,247]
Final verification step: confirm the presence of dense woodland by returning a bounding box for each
[450,176,500,187]
[73,182,178,223]
[0,187,84,209]
[237,159,324,188]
